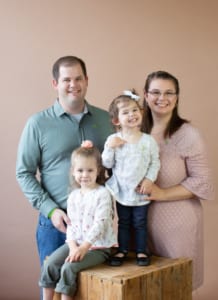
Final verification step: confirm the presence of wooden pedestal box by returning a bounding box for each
[53,256,192,300]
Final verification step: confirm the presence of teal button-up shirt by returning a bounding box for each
[16,100,113,217]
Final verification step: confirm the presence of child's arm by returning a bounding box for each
[102,136,126,168]
[144,136,160,183]
[85,189,113,245]
[136,137,160,195]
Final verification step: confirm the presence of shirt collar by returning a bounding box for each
[54,99,92,117]
[54,99,65,117]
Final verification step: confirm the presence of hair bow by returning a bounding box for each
[81,140,93,148]
[123,90,140,101]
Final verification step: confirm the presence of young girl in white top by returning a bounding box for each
[39,141,117,300]
[102,90,160,266]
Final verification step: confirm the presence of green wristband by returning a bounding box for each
[48,208,56,218]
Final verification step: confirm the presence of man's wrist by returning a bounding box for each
[48,208,56,218]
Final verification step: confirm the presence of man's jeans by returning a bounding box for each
[36,214,66,265]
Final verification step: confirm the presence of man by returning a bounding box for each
[16,56,113,266]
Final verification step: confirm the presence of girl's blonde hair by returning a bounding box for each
[69,142,106,188]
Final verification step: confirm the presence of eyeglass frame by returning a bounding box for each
[147,90,177,98]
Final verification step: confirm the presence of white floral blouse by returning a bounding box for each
[102,132,160,206]
[66,185,117,249]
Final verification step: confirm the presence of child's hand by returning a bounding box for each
[65,242,91,262]
[106,137,126,148]
[65,247,85,262]
[136,178,153,195]
[65,244,80,262]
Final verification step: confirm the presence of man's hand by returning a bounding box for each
[51,208,71,233]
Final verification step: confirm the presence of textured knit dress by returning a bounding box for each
[147,123,214,290]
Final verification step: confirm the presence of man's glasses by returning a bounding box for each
[148,90,177,99]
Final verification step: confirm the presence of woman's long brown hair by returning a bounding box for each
[142,70,189,138]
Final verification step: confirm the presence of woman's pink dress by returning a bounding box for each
[148,123,214,290]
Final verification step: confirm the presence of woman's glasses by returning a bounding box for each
[148,90,177,99]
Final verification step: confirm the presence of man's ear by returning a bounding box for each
[52,79,58,89]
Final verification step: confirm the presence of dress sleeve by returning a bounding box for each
[176,125,214,200]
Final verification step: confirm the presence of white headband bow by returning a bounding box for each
[123,90,140,101]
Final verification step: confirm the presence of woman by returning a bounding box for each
[142,71,214,290]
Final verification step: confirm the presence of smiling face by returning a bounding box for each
[52,63,88,114]
[72,156,98,190]
[144,79,178,118]
[114,100,142,130]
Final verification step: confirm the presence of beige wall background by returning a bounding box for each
[0,0,217,299]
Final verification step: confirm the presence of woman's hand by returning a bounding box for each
[145,183,194,202]
[145,184,166,201]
